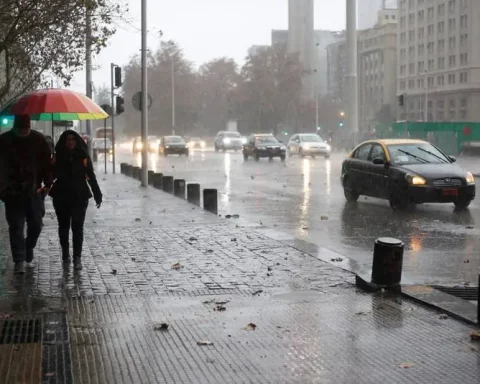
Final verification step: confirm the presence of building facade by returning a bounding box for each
[358,0,397,30]
[287,0,315,100]
[327,9,398,132]
[397,0,480,122]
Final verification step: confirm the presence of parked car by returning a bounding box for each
[288,133,331,158]
[341,138,476,210]
[159,136,189,156]
[243,134,286,161]
[214,131,243,152]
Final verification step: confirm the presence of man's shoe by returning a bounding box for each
[73,258,82,271]
[14,262,26,274]
[26,248,34,263]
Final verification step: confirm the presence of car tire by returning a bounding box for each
[389,189,410,211]
[454,198,472,210]
[280,155,286,161]
[343,178,359,202]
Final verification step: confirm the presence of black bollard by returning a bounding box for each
[162,176,174,194]
[125,164,133,177]
[174,179,186,198]
[203,189,218,215]
[152,173,163,189]
[187,183,201,206]
[148,170,155,185]
[477,274,480,325]
[132,166,141,180]
[371,237,404,287]
[120,163,127,174]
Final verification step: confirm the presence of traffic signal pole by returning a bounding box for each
[140,0,148,187]
[110,63,116,174]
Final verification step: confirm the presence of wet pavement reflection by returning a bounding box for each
[118,147,480,285]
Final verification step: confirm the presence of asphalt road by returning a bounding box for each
[112,144,480,286]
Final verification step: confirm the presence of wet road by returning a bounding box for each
[115,144,480,286]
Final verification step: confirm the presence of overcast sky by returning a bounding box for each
[68,0,347,95]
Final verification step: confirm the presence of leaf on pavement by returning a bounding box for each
[398,362,415,369]
[171,262,182,270]
[197,340,214,346]
[243,323,257,331]
[320,215,329,220]
[154,323,169,331]
[470,331,480,341]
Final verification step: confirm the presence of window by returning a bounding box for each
[400,80,406,90]
[449,37,456,50]
[437,100,445,109]
[400,48,407,60]
[449,99,456,109]
[460,0,468,8]
[460,109,467,119]
[428,77,434,88]
[428,24,434,36]
[409,46,415,57]
[400,32,406,44]
[448,73,456,84]
[428,7,435,19]
[409,63,415,74]
[418,10,425,22]
[449,0,456,13]
[400,16,406,27]
[354,144,372,161]
[418,61,425,72]
[369,145,385,161]
[438,21,445,34]
[438,39,445,52]
[438,57,445,69]
[438,75,445,86]
[449,18,456,32]
[419,28,425,38]
[418,43,425,55]
[460,53,468,65]
[460,98,467,108]
[409,13,415,24]
[460,34,468,47]
[409,30,415,42]
[460,72,468,83]
[418,78,424,88]
[460,15,468,29]
[400,65,406,75]
[408,79,415,89]
[438,4,445,17]
[428,59,434,71]
[427,42,434,55]
[449,55,456,67]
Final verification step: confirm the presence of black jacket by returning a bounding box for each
[49,131,102,204]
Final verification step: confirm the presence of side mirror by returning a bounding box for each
[449,155,456,163]
[372,157,385,165]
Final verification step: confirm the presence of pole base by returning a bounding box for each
[355,273,402,293]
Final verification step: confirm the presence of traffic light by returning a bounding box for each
[115,96,124,115]
[114,67,122,87]
[1,118,8,125]
[398,94,405,107]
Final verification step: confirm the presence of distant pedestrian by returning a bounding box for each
[0,115,52,274]
[49,130,102,270]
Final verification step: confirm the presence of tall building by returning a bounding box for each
[327,8,398,132]
[272,29,343,97]
[358,0,398,30]
[397,0,480,122]
[287,0,315,100]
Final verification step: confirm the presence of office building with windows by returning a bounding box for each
[397,0,479,122]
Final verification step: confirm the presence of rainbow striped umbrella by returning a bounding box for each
[0,88,109,121]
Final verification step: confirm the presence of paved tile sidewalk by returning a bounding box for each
[0,174,479,383]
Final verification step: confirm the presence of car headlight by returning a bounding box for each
[165,146,170,149]
[406,174,427,185]
[223,138,231,144]
[466,172,475,184]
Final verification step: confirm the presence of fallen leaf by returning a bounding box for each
[466,225,475,229]
[171,263,182,270]
[197,340,214,346]
[232,214,240,219]
[215,300,229,305]
[189,237,197,241]
[225,215,232,219]
[215,305,226,312]
[331,257,343,262]
[439,314,449,320]
[154,323,169,331]
[252,290,263,296]
[202,299,215,305]
[398,362,415,369]
[470,331,480,341]
[131,257,136,262]
[244,323,257,331]
[320,215,329,221]
[111,269,117,275]
[135,218,141,222]
[355,311,368,316]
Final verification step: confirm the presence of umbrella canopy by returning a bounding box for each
[0,88,109,121]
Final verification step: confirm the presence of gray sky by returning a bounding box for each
[69,0,347,94]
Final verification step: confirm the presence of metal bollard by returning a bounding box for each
[477,274,479,324]
[132,166,141,180]
[162,176,174,194]
[203,189,218,215]
[152,173,163,189]
[187,183,201,206]
[148,170,155,185]
[126,164,133,177]
[120,163,127,174]
[174,179,186,198]
[371,237,404,287]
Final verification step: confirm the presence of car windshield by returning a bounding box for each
[223,132,240,138]
[165,136,185,144]
[300,135,322,143]
[388,143,450,165]
[256,136,278,144]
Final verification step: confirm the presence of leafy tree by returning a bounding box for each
[0,0,125,104]
[95,84,111,107]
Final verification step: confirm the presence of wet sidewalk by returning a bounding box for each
[0,173,479,383]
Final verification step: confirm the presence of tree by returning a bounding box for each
[95,84,111,107]
[0,0,124,104]
[375,104,395,125]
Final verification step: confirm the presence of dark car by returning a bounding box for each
[341,139,475,210]
[243,134,286,161]
[159,136,189,156]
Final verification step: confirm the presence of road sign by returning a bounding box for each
[132,92,153,111]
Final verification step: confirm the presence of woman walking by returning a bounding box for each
[49,130,102,270]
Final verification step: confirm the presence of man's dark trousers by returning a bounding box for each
[4,194,45,262]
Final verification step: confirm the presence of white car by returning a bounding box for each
[91,138,113,154]
[214,131,243,152]
[288,133,331,158]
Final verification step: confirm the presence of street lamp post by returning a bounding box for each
[171,58,175,135]
[346,0,359,146]
[315,43,320,133]
[140,0,148,186]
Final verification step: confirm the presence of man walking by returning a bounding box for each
[0,115,52,273]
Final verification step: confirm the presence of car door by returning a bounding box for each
[365,144,389,198]
[348,143,372,193]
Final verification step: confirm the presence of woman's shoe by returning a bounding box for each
[73,258,82,270]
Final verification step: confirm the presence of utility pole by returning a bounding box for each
[85,1,93,143]
[171,57,175,135]
[346,0,359,147]
[140,0,148,186]
[110,63,116,174]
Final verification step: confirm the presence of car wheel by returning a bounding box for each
[343,178,359,202]
[280,155,286,161]
[454,198,472,210]
[389,189,410,211]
